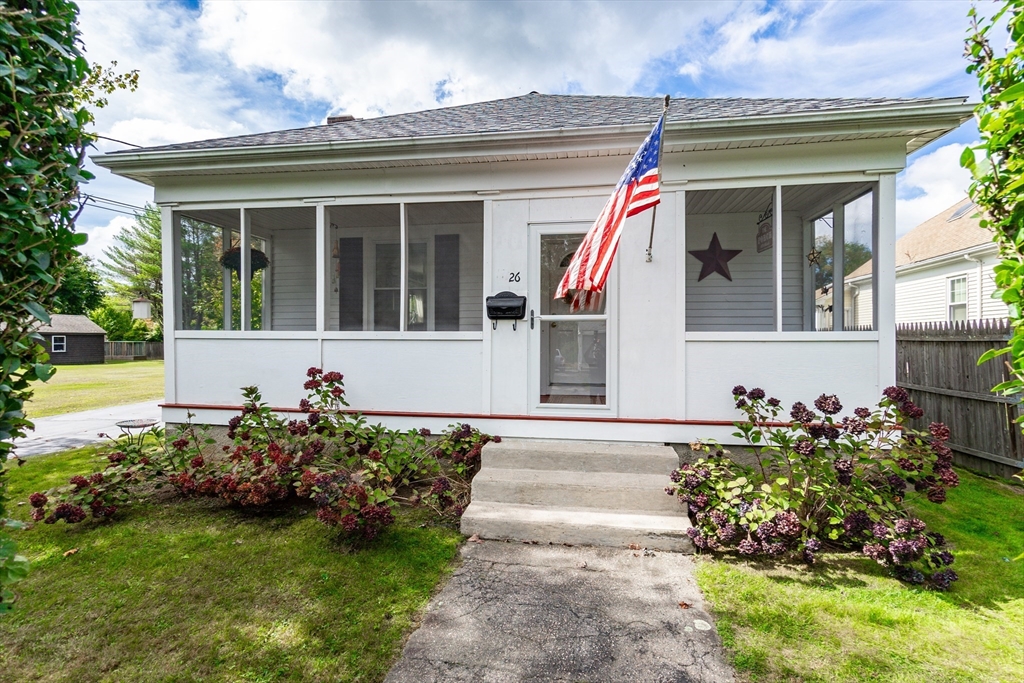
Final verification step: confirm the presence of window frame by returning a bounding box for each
[51,335,66,353]
[948,275,968,322]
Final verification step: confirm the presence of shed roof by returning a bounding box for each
[847,197,993,280]
[36,314,107,335]
[104,92,965,155]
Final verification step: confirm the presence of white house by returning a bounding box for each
[94,93,973,445]
[841,198,1007,325]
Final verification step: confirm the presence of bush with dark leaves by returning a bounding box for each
[668,387,959,590]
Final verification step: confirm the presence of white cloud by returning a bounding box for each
[679,0,976,98]
[896,143,974,235]
[70,0,980,258]
[77,214,134,263]
[192,1,740,118]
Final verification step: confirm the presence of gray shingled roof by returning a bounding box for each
[110,93,954,155]
[36,314,106,335]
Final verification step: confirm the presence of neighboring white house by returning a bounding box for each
[93,93,972,445]
[840,198,1006,326]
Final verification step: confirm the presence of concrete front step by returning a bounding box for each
[471,467,682,513]
[482,438,678,475]
[461,501,694,553]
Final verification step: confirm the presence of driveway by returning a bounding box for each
[10,400,163,457]
[386,541,734,683]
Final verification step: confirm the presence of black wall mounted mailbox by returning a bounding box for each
[486,291,527,329]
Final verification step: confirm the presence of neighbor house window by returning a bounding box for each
[948,276,968,321]
[51,336,66,353]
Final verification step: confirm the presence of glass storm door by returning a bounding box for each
[530,230,610,408]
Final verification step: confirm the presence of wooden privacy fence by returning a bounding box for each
[105,341,164,361]
[896,319,1022,477]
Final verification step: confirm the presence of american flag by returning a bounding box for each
[555,114,665,311]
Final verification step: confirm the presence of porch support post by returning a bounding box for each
[316,204,326,333]
[162,205,177,403]
[832,201,845,332]
[222,225,232,330]
[240,208,251,331]
[875,175,896,390]
[802,219,814,330]
[774,185,783,331]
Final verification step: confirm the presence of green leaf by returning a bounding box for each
[21,301,49,323]
[995,81,1024,102]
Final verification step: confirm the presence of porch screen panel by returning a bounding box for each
[684,187,775,332]
[248,206,317,331]
[326,204,400,331]
[434,234,460,330]
[175,209,240,330]
[781,182,875,331]
[405,202,483,332]
[337,237,363,330]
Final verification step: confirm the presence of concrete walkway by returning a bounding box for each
[386,542,734,683]
[11,400,163,457]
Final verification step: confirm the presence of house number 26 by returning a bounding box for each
[508,272,521,283]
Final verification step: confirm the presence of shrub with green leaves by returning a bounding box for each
[670,386,959,590]
[962,2,1024,433]
[1,0,93,613]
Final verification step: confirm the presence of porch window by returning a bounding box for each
[174,210,238,331]
[948,276,968,321]
[327,202,483,332]
[801,188,874,331]
[51,336,66,353]
[173,207,316,331]
[684,182,877,333]
[685,186,778,331]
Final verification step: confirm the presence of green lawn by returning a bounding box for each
[696,469,1024,682]
[25,360,165,418]
[0,446,463,682]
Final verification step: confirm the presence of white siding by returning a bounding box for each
[980,253,1006,319]
[781,213,805,331]
[686,211,802,331]
[268,227,317,331]
[850,284,873,328]
[857,250,1009,323]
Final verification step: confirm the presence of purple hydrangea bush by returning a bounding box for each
[668,386,959,590]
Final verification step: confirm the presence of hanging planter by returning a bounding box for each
[220,246,269,276]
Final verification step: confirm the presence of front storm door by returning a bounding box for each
[529,229,613,410]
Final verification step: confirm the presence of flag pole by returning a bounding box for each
[645,94,670,263]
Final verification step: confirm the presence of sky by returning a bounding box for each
[74,0,992,261]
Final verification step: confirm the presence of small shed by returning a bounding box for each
[37,314,106,365]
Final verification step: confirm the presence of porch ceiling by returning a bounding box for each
[687,181,874,217]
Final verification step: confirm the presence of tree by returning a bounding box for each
[811,236,873,291]
[103,204,162,323]
[89,298,150,341]
[0,1,137,612]
[962,1,1024,430]
[51,253,104,315]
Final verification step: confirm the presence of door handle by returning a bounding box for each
[530,309,535,329]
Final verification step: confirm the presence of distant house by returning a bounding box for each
[37,314,106,365]
[840,198,1006,326]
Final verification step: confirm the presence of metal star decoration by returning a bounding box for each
[688,232,742,282]
[806,247,823,267]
